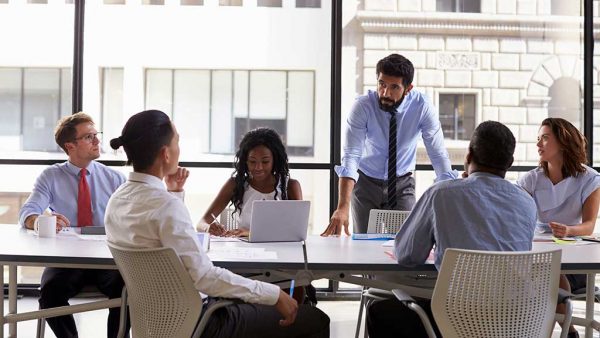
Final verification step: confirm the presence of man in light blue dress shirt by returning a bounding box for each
[366,121,537,338]
[322,54,456,236]
[19,113,127,338]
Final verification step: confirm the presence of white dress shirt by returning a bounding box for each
[105,172,280,306]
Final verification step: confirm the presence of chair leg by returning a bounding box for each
[355,287,366,338]
[117,287,128,338]
[36,318,45,338]
[363,298,374,338]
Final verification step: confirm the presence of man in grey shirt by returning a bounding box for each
[367,121,537,338]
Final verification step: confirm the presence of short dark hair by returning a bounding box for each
[376,54,414,87]
[110,110,174,172]
[469,121,515,171]
[54,112,94,154]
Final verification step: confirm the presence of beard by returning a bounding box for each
[378,92,406,113]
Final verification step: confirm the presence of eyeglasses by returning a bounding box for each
[73,132,102,143]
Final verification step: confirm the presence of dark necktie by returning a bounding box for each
[388,111,397,209]
[77,168,93,226]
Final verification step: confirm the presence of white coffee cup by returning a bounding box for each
[35,215,57,238]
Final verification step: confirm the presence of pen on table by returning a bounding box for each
[289,279,295,297]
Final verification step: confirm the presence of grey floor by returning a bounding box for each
[2,296,598,337]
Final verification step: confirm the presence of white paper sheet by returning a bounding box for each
[208,247,278,260]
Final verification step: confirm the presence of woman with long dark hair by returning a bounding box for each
[200,127,302,237]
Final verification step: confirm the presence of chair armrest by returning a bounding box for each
[193,299,235,338]
[392,288,416,304]
[392,289,437,338]
[557,288,573,304]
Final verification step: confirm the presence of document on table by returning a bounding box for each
[75,234,107,241]
[208,247,278,260]
[382,240,395,247]
[210,236,242,242]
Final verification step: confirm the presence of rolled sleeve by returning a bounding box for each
[334,165,359,182]
[19,170,52,227]
[419,103,453,179]
[339,100,369,182]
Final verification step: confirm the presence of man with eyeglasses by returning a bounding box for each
[19,112,128,338]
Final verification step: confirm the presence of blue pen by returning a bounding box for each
[289,280,295,297]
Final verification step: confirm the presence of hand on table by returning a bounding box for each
[549,222,570,238]
[224,228,249,237]
[321,208,350,237]
[208,222,226,236]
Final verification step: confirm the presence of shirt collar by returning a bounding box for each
[128,172,166,190]
[65,161,94,176]
[468,171,503,179]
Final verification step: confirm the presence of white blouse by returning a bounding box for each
[517,165,600,225]
[237,183,283,230]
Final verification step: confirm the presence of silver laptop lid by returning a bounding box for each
[248,200,310,243]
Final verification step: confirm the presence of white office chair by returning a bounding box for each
[355,209,411,338]
[219,207,240,232]
[108,243,232,338]
[392,248,571,338]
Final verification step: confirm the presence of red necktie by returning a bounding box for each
[77,168,93,227]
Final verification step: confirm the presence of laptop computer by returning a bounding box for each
[240,200,311,243]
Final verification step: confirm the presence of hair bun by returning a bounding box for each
[109,136,124,150]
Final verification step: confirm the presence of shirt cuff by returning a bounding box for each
[169,190,185,201]
[260,282,281,306]
[435,170,459,182]
[334,165,359,182]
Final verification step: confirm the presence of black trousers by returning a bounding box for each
[367,298,441,338]
[200,298,330,338]
[39,268,130,338]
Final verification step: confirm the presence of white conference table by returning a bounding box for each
[1,225,600,337]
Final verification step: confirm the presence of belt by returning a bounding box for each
[358,170,413,184]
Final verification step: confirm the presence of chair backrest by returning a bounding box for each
[108,243,203,338]
[366,209,410,234]
[219,207,239,231]
[431,248,562,338]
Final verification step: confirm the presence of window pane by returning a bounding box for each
[258,0,281,7]
[211,70,234,153]
[220,0,241,6]
[182,0,203,5]
[145,70,173,116]
[249,71,286,119]
[296,0,320,8]
[100,68,124,153]
[0,69,21,137]
[173,70,211,156]
[23,69,62,152]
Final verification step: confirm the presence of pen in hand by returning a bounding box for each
[289,280,295,298]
